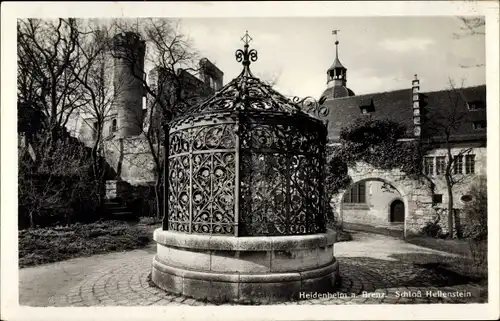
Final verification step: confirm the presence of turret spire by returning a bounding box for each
[327,29,346,86]
[322,30,355,99]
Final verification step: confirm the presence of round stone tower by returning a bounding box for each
[112,32,146,137]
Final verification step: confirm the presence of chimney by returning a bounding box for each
[412,74,421,137]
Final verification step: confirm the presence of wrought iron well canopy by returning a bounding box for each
[165,31,328,237]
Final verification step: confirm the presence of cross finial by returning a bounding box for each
[235,31,258,76]
[241,30,253,46]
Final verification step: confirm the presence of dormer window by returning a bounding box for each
[472,121,486,130]
[359,98,375,114]
[467,101,484,111]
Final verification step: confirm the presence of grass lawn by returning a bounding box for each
[19,219,161,268]
[405,235,472,257]
[405,235,488,286]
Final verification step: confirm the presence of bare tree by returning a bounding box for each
[453,16,486,69]
[18,136,95,228]
[256,70,282,87]
[70,21,122,208]
[453,16,486,39]
[423,78,481,238]
[17,18,90,164]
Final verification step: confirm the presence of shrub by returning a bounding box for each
[420,221,444,238]
[336,229,353,242]
[18,137,103,229]
[462,176,487,267]
[139,216,162,225]
[18,172,101,229]
[462,176,487,241]
[124,184,157,218]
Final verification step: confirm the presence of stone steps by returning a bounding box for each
[104,199,135,220]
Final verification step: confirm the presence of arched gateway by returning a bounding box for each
[331,166,419,236]
[152,32,339,303]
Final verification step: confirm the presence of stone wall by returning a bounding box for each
[105,180,131,200]
[330,145,486,237]
[103,135,156,185]
[424,146,486,210]
[342,180,402,227]
[330,161,432,236]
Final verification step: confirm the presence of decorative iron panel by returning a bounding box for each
[238,119,326,236]
[167,122,237,235]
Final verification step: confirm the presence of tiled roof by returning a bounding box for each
[319,84,486,143]
[321,88,414,141]
[420,85,486,143]
[328,57,345,71]
[321,86,355,100]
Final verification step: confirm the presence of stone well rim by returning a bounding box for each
[154,228,337,251]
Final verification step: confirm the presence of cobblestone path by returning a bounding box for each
[19,231,487,306]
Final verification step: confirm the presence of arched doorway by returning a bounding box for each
[390,200,405,223]
[339,178,404,228]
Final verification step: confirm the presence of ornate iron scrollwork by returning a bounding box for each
[235,31,258,76]
[292,96,330,119]
[165,32,328,237]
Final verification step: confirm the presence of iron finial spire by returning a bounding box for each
[235,31,258,76]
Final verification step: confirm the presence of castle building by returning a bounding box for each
[71,32,224,185]
[318,39,486,236]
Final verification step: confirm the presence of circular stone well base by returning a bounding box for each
[151,229,340,304]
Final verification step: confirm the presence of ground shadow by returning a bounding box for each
[334,254,487,295]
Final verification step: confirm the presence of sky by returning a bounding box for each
[170,16,485,99]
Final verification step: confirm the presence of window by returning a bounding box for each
[465,155,475,174]
[432,194,443,205]
[436,156,446,175]
[467,102,477,110]
[359,100,374,114]
[472,121,486,130]
[424,157,434,175]
[453,155,463,174]
[344,182,366,203]
[461,195,473,203]
[111,119,117,132]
